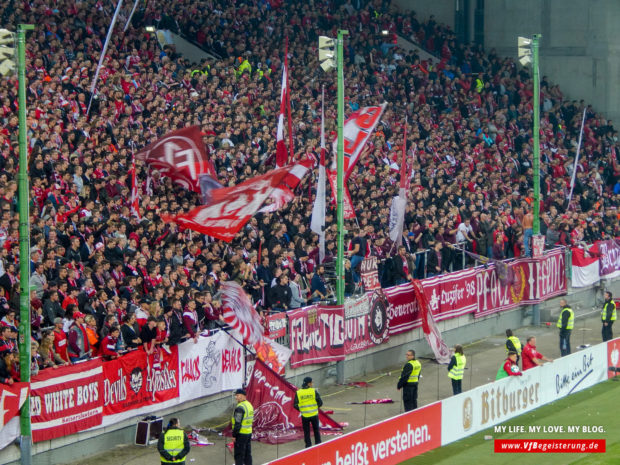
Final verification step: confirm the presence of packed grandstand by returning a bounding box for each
[0,0,618,375]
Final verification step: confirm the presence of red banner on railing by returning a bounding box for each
[422,268,478,321]
[30,359,103,442]
[102,347,179,417]
[597,239,620,279]
[265,312,288,339]
[288,305,345,368]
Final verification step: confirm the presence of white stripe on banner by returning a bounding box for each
[30,407,103,430]
[31,366,102,390]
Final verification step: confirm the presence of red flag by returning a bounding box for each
[135,126,210,192]
[327,170,356,219]
[130,156,140,219]
[411,279,451,364]
[331,103,387,181]
[165,159,311,241]
[242,359,342,444]
[221,281,264,345]
[275,57,288,168]
[0,382,29,429]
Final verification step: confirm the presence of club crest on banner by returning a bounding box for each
[368,291,389,345]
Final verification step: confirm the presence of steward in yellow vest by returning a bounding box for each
[602,291,616,341]
[232,388,254,465]
[557,299,574,356]
[397,349,421,411]
[294,376,323,448]
[157,418,190,465]
[447,345,466,395]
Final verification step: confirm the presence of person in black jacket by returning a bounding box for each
[0,349,16,385]
[270,275,292,312]
[392,246,413,285]
[426,241,444,277]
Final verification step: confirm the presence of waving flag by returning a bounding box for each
[332,103,387,181]
[310,87,327,263]
[221,281,264,345]
[164,159,312,241]
[135,126,211,192]
[275,53,289,168]
[411,279,451,364]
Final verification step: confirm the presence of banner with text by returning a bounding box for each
[178,331,244,403]
[102,347,179,418]
[288,305,345,368]
[597,239,620,280]
[267,402,441,465]
[31,360,103,442]
[422,268,478,321]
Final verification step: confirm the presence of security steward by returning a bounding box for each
[397,349,421,411]
[157,418,190,465]
[231,388,254,465]
[447,345,466,395]
[557,299,574,356]
[294,376,323,448]
[505,329,522,366]
[602,291,616,342]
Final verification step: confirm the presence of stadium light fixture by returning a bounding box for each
[318,36,335,72]
[0,29,16,76]
[517,36,532,66]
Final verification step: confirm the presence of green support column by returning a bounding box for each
[17,23,34,465]
[335,29,348,384]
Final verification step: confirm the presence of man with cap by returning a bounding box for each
[231,388,253,465]
[294,376,323,448]
[67,311,90,362]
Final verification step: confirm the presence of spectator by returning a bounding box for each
[310,265,327,303]
[53,318,70,365]
[100,325,121,360]
[0,349,17,385]
[120,313,142,349]
[68,311,90,362]
[39,329,68,368]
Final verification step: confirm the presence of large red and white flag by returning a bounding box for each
[332,103,387,181]
[135,126,212,192]
[0,382,29,450]
[310,87,327,263]
[130,156,140,219]
[165,159,311,241]
[411,279,451,364]
[275,57,288,168]
[242,359,342,444]
[572,244,600,288]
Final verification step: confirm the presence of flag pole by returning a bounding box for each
[285,37,294,163]
[567,107,587,206]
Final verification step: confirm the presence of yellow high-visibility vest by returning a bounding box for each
[407,359,421,383]
[448,354,466,380]
[231,400,254,435]
[505,336,522,355]
[296,388,319,418]
[556,307,574,330]
[160,428,185,463]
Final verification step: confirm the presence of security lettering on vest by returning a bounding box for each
[297,388,318,417]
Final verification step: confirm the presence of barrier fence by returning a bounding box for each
[265,336,620,465]
[3,246,618,451]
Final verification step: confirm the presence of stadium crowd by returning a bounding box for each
[0,0,618,381]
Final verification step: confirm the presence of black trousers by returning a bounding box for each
[602,322,614,342]
[301,415,321,448]
[451,378,462,395]
[402,383,418,411]
[234,434,252,465]
[559,329,571,356]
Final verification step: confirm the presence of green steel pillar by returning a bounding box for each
[335,29,348,385]
[335,29,348,307]
[17,23,34,465]
[532,34,541,235]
